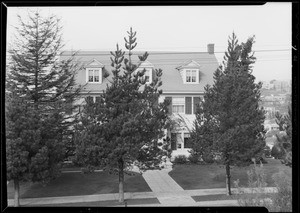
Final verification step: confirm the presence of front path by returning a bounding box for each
[142,168,196,206]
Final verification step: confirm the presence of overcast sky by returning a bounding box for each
[7,3,292,82]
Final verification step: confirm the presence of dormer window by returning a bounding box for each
[176,60,201,84]
[137,60,154,84]
[87,68,101,83]
[85,59,104,84]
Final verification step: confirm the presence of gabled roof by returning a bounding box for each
[138,60,154,68]
[60,50,219,94]
[86,59,104,68]
[176,60,201,70]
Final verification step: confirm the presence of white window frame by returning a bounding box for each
[86,68,102,83]
[138,68,153,84]
[184,69,199,84]
[172,97,185,114]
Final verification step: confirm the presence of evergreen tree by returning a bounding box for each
[6,11,82,206]
[189,90,217,163]
[73,28,170,203]
[190,33,265,195]
[275,108,292,167]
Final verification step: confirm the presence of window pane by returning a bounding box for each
[145,75,150,82]
[186,70,190,82]
[192,76,196,82]
[88,70,94,82]
[172,97,185,104]
[94,70,99,82]
[172,105,184,113]
[186,76,191,82]
[95,97,101,103]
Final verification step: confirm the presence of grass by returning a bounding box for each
[169,158,292,190]
[7,171,151,199]
[33,198,160,207]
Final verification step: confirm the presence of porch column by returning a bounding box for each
[181,131,184,150]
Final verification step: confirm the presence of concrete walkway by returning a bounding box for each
[142,168,196,206]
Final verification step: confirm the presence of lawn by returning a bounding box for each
[33,198,160,207]
[7,171,151,199]
[169,158,292,190]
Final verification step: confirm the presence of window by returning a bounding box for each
[172,97,185,113]
[184,133,192,148]
[186,69,198,83]
[144,69,150,83]
[87,68,101,83]
[138,68,152,83]
[176,133,183,149]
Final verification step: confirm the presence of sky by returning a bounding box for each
[6,3,292,82]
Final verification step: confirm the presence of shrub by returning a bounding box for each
[188,152,200,164]
[271,145,285,159]
[270,171,292,212]
[235,160,292,212]
[202,153,214,164]
[263,146,271,158]
[234,161,272,209]
[173,155,188,164]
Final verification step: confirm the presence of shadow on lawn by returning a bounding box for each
[7,171,151,199]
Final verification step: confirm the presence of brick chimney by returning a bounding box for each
[207,43,214,54]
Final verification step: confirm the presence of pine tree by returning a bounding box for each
[6,11,82,206]
[73,28,170,203]
[190,33,265,195]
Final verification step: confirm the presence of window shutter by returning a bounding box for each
[165,97,172,114]
[101,68,106,83]
[193,97,201,114]
[185,97,192,114]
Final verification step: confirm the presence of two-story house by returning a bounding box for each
[60,44,219,159]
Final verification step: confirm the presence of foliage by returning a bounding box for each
[189,96,216,163]
[201,152,215,164]
[271,144,285,159]
[263,146,271,158]
[187,151,200,164]
[72,28,170,202]
[235,161,292,212]
[190,33,266,195]
[234,160,271,208]
[270,171,292,212]
[275,108,292,167]
[173,155,188,164]
[6,11,82,206]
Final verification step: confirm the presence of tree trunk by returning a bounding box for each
[14,179,20,207]
[118,159,124,203]
[225,163,232,195]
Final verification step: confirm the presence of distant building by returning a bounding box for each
[262,81,274,90]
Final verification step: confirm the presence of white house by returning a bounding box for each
[60,44,219,159]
